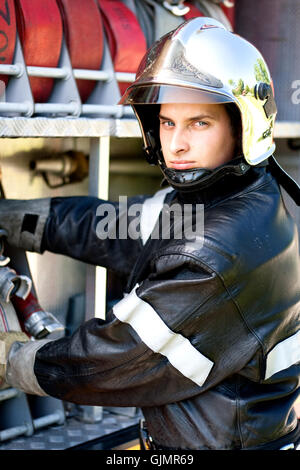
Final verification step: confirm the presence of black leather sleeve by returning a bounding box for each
[41,195,147,276]
[33,251,260,407]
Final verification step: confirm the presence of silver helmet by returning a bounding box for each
[120,17,300,201]
[120,16,277,165]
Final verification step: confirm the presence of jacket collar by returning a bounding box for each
[173,166,273,207]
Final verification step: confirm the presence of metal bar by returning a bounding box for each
[0,388,19,402]
[0,423,32,442]
[33,411,64,431]
[93,137,109,321]
[27,66,69,79]
[82,104,134,117]
[115,72,135,83]
[34,102,80,115]
[27,67,135,83]
[75,70,135,83]
[0,64,23,77]
[0,63,135,83]
[85,137,110,322]
[98,136,110,201]
[0,102,133,117]
[82,104,121,116]
[119,106,134,116]
[73,69,112,81]
[84,137,110,422]
[0,102,32,114]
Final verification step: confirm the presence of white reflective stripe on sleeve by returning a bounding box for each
[113,285,214,387]
[140,187,173,245]
[265,329,300,380]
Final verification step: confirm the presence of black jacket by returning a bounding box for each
[6,165,300,450]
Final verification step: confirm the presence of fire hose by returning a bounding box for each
[15,0,63,103]
[0,0,16,87]
[0,0,234,107]
[0,174,64,339]
[0,240,64,339]
[56,0,104,103]
[184,3,204,19]
[97,0,147,95]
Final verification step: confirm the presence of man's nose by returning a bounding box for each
[170,128,189,155]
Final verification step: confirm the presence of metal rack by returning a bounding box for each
[0,27,141,446]
[0,28,298,139]
[0,30,134,120]
[0,387,65,443]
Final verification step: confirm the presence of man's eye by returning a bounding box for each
[194,121,207,127]
[160,120,174,127]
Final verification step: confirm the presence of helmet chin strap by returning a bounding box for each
[144,130,300,202]
[158,152,300,204]
[144,129,253,192]
[157,150,251,193]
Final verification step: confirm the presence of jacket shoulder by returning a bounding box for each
[153,175,297,279]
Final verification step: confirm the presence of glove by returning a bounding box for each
[0,331,29,389]
[0,198,51,252]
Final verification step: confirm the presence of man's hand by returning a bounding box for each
[0,331,29,389]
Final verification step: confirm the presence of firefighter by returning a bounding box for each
[0,17,299,450]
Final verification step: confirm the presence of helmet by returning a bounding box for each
[120,17,279,191]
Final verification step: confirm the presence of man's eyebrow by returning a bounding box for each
[158,114,172,121]
[158,113,216,121]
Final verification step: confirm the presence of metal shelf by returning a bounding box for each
[0,116,140,138]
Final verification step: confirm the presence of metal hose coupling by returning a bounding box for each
[162,0,190,16]
[11,291,65,339]
[0,229,64,338]
[0,267,32,304]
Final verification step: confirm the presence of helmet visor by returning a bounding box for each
[119,84,233,105]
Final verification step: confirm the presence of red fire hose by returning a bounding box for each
[97,0,147,95]
[0,0,16,87]
[184,2,204,19]
[15,0,63,102]
[57,0,104,103]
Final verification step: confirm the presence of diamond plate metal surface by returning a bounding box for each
[0,409,141,450]
[0,117,141,138]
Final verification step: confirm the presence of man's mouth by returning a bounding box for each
[169,161,196,170]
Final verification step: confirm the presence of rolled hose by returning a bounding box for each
[97,0,147,95]
[57,0,104,103]
[15,0,63,102]
[0,0,17,87]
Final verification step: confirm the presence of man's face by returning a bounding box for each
[159,103,237,170]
